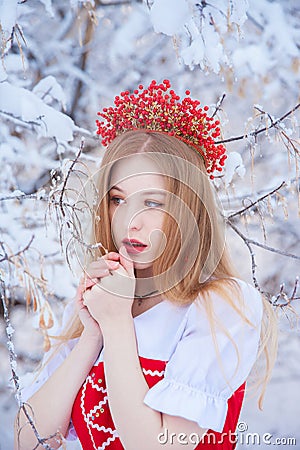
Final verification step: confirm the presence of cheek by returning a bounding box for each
[108,203,115,221]
[108,205,119,228]
[148,213,166,245]
[108,208,118,238]
[152,210,166,231]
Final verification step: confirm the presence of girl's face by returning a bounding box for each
[108,155,167,271]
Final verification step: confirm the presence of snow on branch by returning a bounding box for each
[0,237,52,341]
[227,181,287,220]
[0,82,79,141]
[0,275,61,450]
[217,102,300,145]
[147,0,299,95]
[225,177,299,307]
[46,138,108,271]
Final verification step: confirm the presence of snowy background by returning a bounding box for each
[0,1,299,449]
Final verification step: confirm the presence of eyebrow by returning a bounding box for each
[109,185,167,196]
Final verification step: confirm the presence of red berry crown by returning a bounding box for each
[96,79,227,178]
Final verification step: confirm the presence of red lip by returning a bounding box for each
[122,238,147,254]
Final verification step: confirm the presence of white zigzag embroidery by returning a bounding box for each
[100,435,118,450]
[79,367,164,449]
[90,380,107,393]
[87,398,108,419]
[80,374,118,450]
[142,368,165,377]
[80,378,99,449]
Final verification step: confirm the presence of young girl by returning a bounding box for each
[15,80,277,450]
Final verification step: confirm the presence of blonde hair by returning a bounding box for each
[56,130,277,407]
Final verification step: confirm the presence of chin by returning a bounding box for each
[133,260,152,268]
[132,260,153,271]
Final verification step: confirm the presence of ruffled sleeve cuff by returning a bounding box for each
[143,378,228,433]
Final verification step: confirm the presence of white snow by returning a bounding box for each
[0,82,76,141]
[181,35,205,69]
[229,0,249,28]
[0,0,19,37]
[38,0,54,17]
[0,63,7,82]
[223,152,246,186]
[2,53,28,74]
[232,45,275,78]
[150,0,190,36]
[110,8,150,62]
[33,76,67,111]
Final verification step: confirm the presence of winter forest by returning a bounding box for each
[0,0,299,449]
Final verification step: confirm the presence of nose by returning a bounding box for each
[114,198,143,232]
[127,207,143,231]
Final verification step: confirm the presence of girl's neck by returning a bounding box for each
[132,266,164,315]
[134,267,157,298]
[132,292,164,317]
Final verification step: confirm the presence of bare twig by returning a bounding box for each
[216,102,300,144]
[227,219,300,261]
[272,278,299,308]
[227,220,300,303]
[58,139,84,219]
[0,192,48,202]
[0,239,48,311]
[0,110,42,128]
[227,181,287,219]
[70,8,95,118]
[0,236,35,263]
[0,275,55,449]
[211,93,226,118]
[227,220,263,293]
[46,139,109,271]
[96,0,143,5]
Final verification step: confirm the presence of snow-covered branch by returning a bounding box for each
[217,102,300,145]
[0,275,58,450]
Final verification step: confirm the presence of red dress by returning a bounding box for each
[22,279,261,449]
[72,356,245,449]
[70,278,263,449]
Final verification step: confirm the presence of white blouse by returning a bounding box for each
[21,278,263,440]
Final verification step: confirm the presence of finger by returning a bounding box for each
[89,258,120,268]
[105,260,120,269]
[79,275,100,291]
[101,252,120,261]
[86,260,120,277]
[82,277,99,290]
[77,276,102,303]
[119,245,135,277]
[82,289,92,306]
[84,268,109,281]
[84,266,117,282]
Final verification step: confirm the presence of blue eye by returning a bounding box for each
[109,196,125,206]
[145,200,164,208]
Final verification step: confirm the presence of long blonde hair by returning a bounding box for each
[59,130,278,407]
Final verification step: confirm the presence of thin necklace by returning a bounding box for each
[134,289,159,306]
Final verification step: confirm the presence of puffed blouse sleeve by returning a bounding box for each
[143,279,263,432]
[20,300,79,441]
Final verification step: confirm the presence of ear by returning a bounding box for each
[119,245,135,278]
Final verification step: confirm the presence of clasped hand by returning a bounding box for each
[76,246,135,336]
